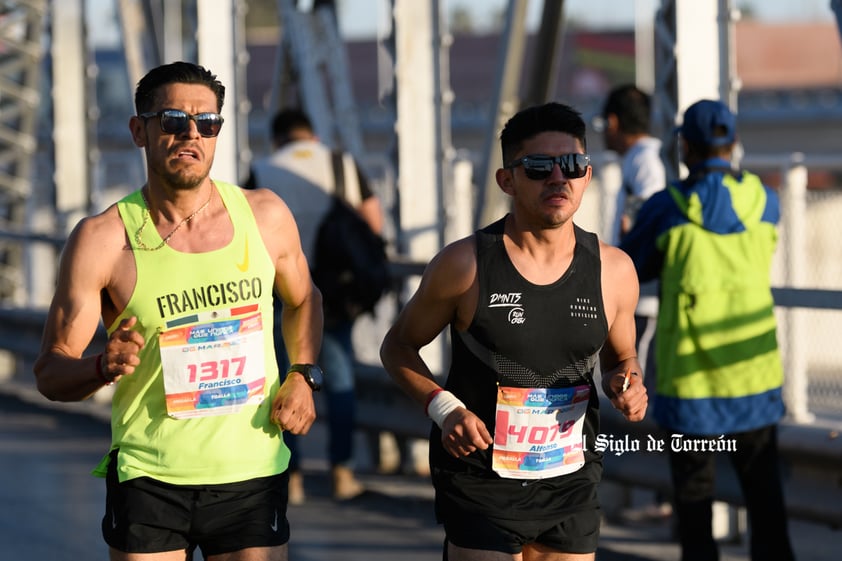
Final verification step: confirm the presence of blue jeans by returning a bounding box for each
[274,306,356,470]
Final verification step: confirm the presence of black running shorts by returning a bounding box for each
[102,451,290,556]
[441,504,601,555]
[433,468,601,554]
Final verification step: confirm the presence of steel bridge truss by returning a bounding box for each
[0,0,46,303]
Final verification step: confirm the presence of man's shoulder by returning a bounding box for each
[625,136,661,164]
[82,199,128,232]
[599,238,636,271]
[253,141,333,186]
[252,140,329,169]
[420,235,476,274]
[238,185,285,210]
[63,204,130,265]
[629,135,662,153]
[276,139,331,160]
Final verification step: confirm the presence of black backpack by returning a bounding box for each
[310,152,390,325]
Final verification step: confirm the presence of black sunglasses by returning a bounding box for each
[506,153,591,180]
[139,109,224,138]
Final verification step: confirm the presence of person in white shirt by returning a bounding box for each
[248,109,383,504]
[599,84,670,521]
[599,84,666,245]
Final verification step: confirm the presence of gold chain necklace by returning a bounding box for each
[135,188,213,251]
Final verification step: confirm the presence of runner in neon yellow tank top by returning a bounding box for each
[34,62,323,561]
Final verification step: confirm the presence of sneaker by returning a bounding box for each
[331,465,364,501]
[288,471,306,506]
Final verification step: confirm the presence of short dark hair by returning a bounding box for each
[601,84,651,135]
[134,61,225,114]
[271,108,314,145]
[500,102,587,165]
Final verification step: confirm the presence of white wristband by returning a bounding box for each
[427,390,466,429]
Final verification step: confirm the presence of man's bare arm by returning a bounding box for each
[247,188,323,434]
[34,211,145,401]
[599,243,648,421]
[380,237,494,457]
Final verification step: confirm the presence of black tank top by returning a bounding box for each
[430,216,608,475]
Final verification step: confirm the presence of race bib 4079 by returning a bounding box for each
[492,385,590,479]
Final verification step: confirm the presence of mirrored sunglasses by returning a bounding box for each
[139,109,224,138]
[506,153,591,180]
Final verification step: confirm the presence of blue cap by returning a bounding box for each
[676,99,736,147]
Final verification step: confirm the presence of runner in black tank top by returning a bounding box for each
[380,102,648,559]
[431,216,607,525]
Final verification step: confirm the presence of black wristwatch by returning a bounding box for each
[287,363,323,392]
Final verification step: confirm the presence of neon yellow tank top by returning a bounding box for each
[93,181,289,485]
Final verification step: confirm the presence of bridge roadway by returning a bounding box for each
[0,385,839,561]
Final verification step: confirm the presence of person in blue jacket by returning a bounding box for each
[620,99,796,561]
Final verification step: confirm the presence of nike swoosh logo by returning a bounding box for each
[236,237,249,272]
[270,509,278,532]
